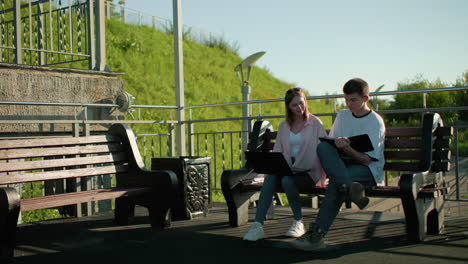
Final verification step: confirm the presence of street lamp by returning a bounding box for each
[234,51,266,153]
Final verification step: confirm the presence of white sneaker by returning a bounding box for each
[285,219,305,237]
[243,222,265,241]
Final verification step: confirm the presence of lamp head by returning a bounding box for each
[234,51,266,86]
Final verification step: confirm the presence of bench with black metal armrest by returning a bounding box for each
[0,124,178,259]
[221,112,452,242]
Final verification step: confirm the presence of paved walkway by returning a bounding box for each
[11,203,468,264]
[9,158,468,263]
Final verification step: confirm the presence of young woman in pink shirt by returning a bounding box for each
[243,87,327,241]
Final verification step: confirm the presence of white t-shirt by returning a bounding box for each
[330,109,386,186]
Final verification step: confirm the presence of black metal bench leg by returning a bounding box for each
[0,187,21,260]
[148,204,171,229]
[230,191,260,226]
[400,174,424,241]
[425,193,445,235]
[114,196,135,225]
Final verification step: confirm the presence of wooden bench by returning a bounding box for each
[221,112,452,242]
[0,124,178,259]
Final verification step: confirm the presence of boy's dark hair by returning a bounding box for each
[343,78,369,97]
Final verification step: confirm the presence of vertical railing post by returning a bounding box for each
[119,0,126,23]
[241,85,250,157]
[173,0,186,156]
[94,0,106,71]
[454,127,460,200]
[168,123,176,157]
[71,123,82,218]
[422,92,427,122]
[0,0,3,63]
[27,0,32,64]
[105,0,111,18]
[188,121,194,156]
[13,0,22,64]
[37,1,44,65]
[68,0,73,54]
[87,0,95,69]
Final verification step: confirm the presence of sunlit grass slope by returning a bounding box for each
[105,19,334,133]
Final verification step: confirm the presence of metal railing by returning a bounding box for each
[1,86,467,202]
[0,0,106,70]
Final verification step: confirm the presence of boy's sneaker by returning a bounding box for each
[291,223,325,251]
[285,219,305,237]
[243,222,265,241]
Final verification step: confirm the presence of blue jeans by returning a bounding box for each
[315,142,375,234]
[254,172,315,224]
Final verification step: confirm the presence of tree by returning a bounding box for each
[386,76,459,126]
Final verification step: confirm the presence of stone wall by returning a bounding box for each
[0,63,125,135]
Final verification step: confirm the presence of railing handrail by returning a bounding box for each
[1,86,467,110]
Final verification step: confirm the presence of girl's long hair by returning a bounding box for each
[284,87,309,127]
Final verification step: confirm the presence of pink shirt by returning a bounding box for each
[273,114,327,187]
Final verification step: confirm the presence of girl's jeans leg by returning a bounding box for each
[255,173,315,223]
[254,174,278,224]
[282,174,315,221]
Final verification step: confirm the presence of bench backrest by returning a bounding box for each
[246,113,453,173]
[0,124,139,186]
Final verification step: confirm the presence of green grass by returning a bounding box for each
[104,19,337,135]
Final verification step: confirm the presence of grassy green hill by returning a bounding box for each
[105,19,334,135]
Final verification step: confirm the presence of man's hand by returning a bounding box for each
[335,137,351,150]
[335,137,373,166]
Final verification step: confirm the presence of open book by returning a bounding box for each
[319,134,374,152]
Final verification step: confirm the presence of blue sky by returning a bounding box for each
[123,0,468,96]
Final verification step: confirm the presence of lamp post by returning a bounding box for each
[234,51,266,154]
[118,0,126,23]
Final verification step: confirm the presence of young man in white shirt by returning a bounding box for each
[292,78,386,251]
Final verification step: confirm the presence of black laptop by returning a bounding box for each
[245,151,309,176]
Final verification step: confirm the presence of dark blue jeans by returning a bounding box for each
[254,172,315,224]
[315,142,375,233]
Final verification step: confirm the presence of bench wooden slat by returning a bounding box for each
[20,187,152,211]
[0,144,123,160]
[0,135,121,150]
[0,164,129,185]
[385,127,422,137]
[385,139,422,148]
[384,162,419,171]
[0,153,129,173]
[384,150,420,160]
[383,150,449,161]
